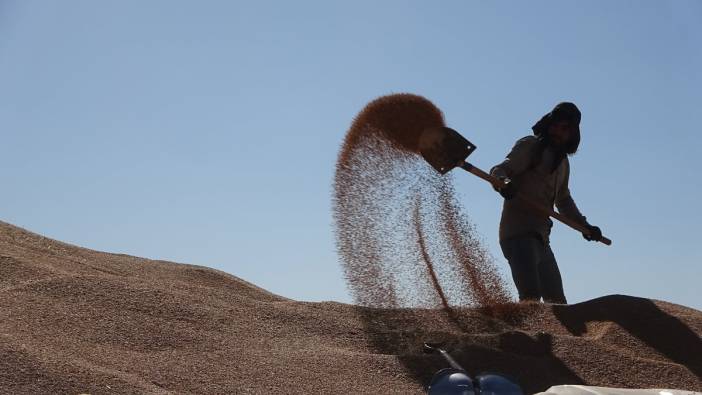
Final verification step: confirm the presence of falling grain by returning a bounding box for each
[333,93,511,309]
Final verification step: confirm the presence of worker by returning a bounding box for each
[490,102,602,304]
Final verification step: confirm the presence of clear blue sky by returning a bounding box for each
[2,1,700,310]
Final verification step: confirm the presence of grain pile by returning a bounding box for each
[0,221,700,393]
[333,93,510,309]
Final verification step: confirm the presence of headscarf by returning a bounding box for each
[532,102,581,155]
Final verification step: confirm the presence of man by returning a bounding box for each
[490,102,602,304]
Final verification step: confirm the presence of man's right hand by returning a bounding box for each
[494,177,518,200]
[583,225,603,242]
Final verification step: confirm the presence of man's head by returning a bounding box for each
[532,102,581,155]
[548,120,577,147]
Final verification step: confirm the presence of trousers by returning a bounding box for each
[499,234,567,304]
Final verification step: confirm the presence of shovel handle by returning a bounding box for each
[459,162,612,246]
[423,343,465,371]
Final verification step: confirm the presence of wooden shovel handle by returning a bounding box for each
[459,162,612,246]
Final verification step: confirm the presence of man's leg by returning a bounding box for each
[500,236,543,302]
[538,244,567,304]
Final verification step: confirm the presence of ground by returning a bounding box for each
[0,221,700,394]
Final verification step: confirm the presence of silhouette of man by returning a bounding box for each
[490,102,603,304]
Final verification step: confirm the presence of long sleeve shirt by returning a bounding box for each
[490,135,589,244]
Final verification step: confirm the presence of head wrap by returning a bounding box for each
[532,102,581,155]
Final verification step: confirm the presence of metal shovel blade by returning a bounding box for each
[418,127,477,174]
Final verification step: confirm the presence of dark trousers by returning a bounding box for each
[499,235,567,304]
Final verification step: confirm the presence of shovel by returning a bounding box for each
[418,126,611,246]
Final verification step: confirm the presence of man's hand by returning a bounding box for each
[583,225,602,242]
[494,176,517,200]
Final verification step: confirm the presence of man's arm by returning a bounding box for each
[490,136,539,179]
[556,161,603,241]
[555,160,589,226]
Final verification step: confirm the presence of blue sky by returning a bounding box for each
[1,1,700,310]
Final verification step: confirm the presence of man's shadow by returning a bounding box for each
[354,303,586,394]
[552,294,702,380]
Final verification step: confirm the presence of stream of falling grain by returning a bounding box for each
[333,93,511,309]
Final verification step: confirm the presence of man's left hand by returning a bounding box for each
[494,177,518,200]
[583,225,602,242]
